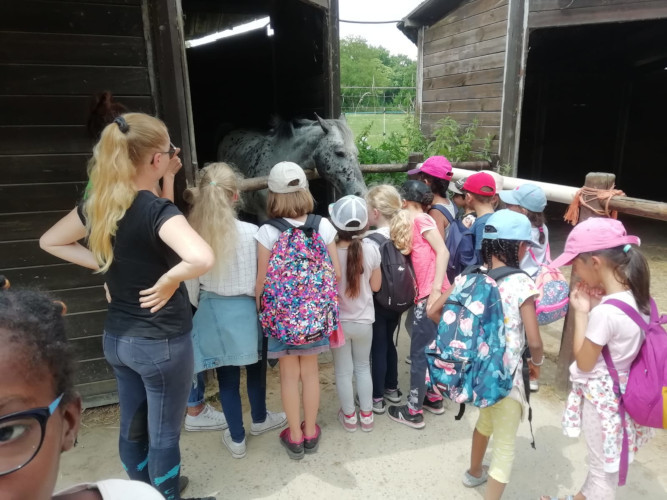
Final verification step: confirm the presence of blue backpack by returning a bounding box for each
[432,205,477,282]
[425,266,524,419]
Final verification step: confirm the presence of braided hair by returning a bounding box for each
[0,289,75,404]
[481,238,522,269]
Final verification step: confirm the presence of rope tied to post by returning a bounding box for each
[563,185,626,225]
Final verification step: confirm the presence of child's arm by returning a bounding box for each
[422,228,450,313]
[428,208,447,240]
[370,266,382,293]
[158,147,182,202]
[255,243,271,311]
[327,241,342,282]
[520,296,544,377]
[570,282,604,372]
[427,285,454,323]
[40,208,99,270]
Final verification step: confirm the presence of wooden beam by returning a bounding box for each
[528,1,667,28]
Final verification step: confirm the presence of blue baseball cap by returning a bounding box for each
[483,209,533,243]
[498,183,547,213]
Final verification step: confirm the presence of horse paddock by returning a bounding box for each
[56,213,667,499]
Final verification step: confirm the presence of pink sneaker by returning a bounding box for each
[359,411,374,432]
[338,409,357,432]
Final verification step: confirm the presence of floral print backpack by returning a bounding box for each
[260,215,339,346]
[426,266,524,419]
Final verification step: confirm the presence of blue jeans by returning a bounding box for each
[217,361,266,442]
[187,372,206,407]
[371,306,400,399]
[103,331,193,500]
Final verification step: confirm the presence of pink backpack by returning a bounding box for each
[602,297,667,485]
[529,244,569,325]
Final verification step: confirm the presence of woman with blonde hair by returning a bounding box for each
[40,113,215,500]
[185,163,286,459]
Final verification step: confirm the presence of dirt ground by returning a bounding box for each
[56,214,667,499]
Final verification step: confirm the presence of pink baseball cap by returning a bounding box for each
[550,218,641,268]
[407,155,453,180]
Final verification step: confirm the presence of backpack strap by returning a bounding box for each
[431,204,456,224]
[487,266,527,282]
[302,214,322,233]
[263,218,295,233]
[601,345,630,486]
[604,298,651,331]
[366,232,388,246]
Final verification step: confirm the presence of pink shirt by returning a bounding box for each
[569,291,646,383]
[410,212,450,300]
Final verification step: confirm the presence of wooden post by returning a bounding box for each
[407,152,424,177]
[555,172,616,395]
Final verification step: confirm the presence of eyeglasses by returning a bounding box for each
[0,394,63,477]
[151,143,177,164]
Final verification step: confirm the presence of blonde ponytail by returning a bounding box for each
[187,163,239,272]
[84,113,169,272]
[390,209,413,255]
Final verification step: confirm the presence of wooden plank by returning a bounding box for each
[426,0,508,42]
[530,0,656,12]
[0,1,143,36]
[0,240,63,268]
[0,183,84,212]
[0,154,89,183]
[422,120,500,138]
[77,379,118,408]
[0,211,69,241]
[425,6,509,44]
[528,1,667,28]
[424,36,506,68]
[0,263,105,290]
[74,358,114,385]
[69,332,104,359]
[472,138,500,153]
[0,65,151,96]
[0,96,154,126]
[423,52,506,79]
[425,67,505,90]
[51,287,108,315]
[0,33,146,66]
[424,20,507,56]
[423,82,504,102]
[422,97,502,113]
[422,112,501,127]
[0,126,92,155]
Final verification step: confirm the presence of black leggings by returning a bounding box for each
[370,306,401,399]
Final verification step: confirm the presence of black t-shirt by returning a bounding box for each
[78,191,192,339]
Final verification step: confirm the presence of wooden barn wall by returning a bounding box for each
[529,0,667,28]
[0,0,155,406]
[420,0,508,153]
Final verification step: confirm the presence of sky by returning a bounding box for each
[338,0,425,60]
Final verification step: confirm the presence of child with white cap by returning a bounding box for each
[329,195,382,432]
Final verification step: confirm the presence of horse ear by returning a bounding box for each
[314,113,331,135]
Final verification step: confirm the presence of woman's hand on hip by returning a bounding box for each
[140,274,180,313]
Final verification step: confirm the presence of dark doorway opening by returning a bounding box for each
[518,20,667,201]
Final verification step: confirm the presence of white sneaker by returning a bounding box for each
[184,404,228,431]
[250,410,287,435]
[222,429,246,459]
[530,379,539,392]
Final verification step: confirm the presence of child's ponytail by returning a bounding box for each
[338,232,363,298]
[595,245,651,314]
[526,210,546,245]
[390,209,413,255]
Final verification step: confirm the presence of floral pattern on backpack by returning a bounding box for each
[259,215,339,346]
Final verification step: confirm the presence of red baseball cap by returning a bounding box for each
[462,171,496,196]
[407,155,453,180]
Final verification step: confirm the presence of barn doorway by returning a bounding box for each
[517,19,667,201]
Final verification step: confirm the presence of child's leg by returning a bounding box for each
[384,310,400,391]
[371,309,389,400]
[216,365,245,442]
[407,299,437,411]
[470,408,492,477]
[484,397,522,500]
[279,355,303,441]
[348,322,373,413]
[580,398,618,500]
[332,333,355,415]
[299,353,320,438]
[244,361,267,423]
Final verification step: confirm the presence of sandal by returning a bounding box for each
[462,465,488,488]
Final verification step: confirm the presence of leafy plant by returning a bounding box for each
[426,117,492,162]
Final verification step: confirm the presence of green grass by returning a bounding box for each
[344,113,410,147]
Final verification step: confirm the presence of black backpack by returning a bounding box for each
[432,205,477,282]
[366,233,416,313]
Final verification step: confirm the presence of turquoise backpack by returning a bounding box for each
[426,266,524,419]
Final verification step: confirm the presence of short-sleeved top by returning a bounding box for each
[520,224,550,279]
[336,240,381,324]
[77,190,191,339]
[255,216,337,250]
[495,272,539,406]
[187,219,258,307]
[570,291,646,384]
[411,212,450,300]
[471,212,492,252]
[364,226,390,249]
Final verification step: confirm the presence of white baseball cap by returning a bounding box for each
[267,161,308,193]
[328,195,368,231]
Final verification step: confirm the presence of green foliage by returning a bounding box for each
[426,117,492,163]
